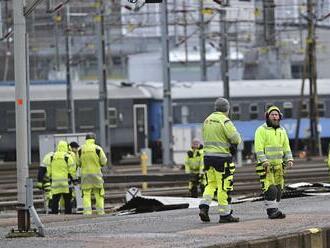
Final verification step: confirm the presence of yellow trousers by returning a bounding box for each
[82,187,105,215]
[202,162,235,216]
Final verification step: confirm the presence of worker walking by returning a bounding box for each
[199,97,242,223]
[45,140,75,214]
[254,105,294,219]
[185,138,204,197]
[78,133,107,215]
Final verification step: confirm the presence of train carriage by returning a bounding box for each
[1,78,330,162]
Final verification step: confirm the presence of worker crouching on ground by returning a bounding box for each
[78,133,107,215]
[254,105,294,219]
[199,97,242,223]
[185,138,205,197]
[45,140,76,214]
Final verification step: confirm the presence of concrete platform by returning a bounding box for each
[0,195,330,247]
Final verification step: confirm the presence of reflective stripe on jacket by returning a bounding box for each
[46,141,75,194]
[185,149,204,174]
[254,123,293,165]
[78,139,107,189]
[202,112,241,157]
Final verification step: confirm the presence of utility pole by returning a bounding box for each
[199,0,207,81]
[307,0,319,156]
[219,8,229,99]
[65,4,75,133]
[96,0,111,162]
[13,0,29,206]
[161,0,173,166]
[183,1,188,64]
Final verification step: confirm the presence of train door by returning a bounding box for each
[133,104,148,154]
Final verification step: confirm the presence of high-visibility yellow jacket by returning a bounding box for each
[67,150,78,178]
[46,141,75,195]
[78,139,107,190]
[203,112,241,157]
[185,148,204,174]
[254,123,293,166]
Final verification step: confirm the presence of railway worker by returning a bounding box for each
[45,140,75,214]
[199,97,242,223]
[77,133,107,215]
[184,138,205,198]
[254,105,294,219]
[36,151,54,212]
[67,141,81,211]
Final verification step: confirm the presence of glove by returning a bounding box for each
[262,161,270,174]
[229,144,238,156]
[36,182,43,190]
[187,150,194,158]
[286,160,294,168]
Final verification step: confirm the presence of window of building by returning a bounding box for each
[6,111,15,131]
[56,109,69,130]
[249,104,258,119]
[31,110,47,131]
[108,107,118,128]
[79,108,95,129]
[231,104,240,120]
[317,102,325,117]
[283,102,293,118]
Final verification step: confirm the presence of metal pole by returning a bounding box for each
[199,0,207,81]
[307,0,319,156]
[66,4,76,133]
[96,0,110,162]
[220,9,229,99]
[13,0,29,205]
[183,1,188,64]
[161,0,173,166]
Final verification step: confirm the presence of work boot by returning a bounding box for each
[267,208,286,219]
[199,204,210,222]
[219,213,240,223]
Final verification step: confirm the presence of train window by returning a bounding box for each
[301,102,308,118]
[249,104,258,119]
[317,102,325,117]
[283,102,293,118]
[231,105,240,120]
[108,107,118,128]
[6,111,15,131]
[79,108,95,129]
[265,103,274,111]
[31,110,47,131]
[56,109,69,130]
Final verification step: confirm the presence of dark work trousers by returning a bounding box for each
[52,193,72,214]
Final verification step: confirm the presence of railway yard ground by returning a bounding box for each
[0,158,330,247]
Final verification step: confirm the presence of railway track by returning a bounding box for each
[0,160,329,211]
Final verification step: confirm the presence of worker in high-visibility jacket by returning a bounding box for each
[184,138,205,198]
[36,151,54,212]
[77,133,107,215]
[45,140,75,214]
[254,105,294,219]
[199,97,242,223]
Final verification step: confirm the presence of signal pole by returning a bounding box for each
[96,0,111,162]
[13,0,29,205]
[199,0,207,81]
[161,0,173,166]
[306,0,319,156]
[219,7,229,99]
[65,4,76,133]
